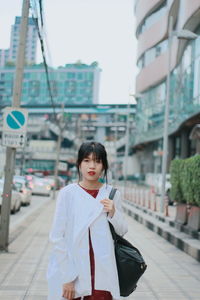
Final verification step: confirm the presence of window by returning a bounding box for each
[77,72,84,80]
[67,72,75,79]
[47,80,58,97]
[145,47,156,65]
[29,80,40,97]
[137,39,168,70]
[64,80,76,96]
[137,1,167,36]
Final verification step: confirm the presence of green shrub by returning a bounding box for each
[170,155,200,206]
[169,159,184,203]
[190,155,200,206]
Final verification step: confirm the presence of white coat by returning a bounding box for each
[46,183,128,300]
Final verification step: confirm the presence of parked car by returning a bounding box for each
[0,179,21,214]
[44,176,56,190]
[32,176,51,196]
[45,176,65,190]
[13,175,32,206]
[25,174,35,190]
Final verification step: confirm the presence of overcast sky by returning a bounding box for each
[0,0,137,104]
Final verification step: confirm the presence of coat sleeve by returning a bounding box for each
[49,188,78,283]
[107,189,128,236]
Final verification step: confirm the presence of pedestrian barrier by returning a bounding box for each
[121,183,173,218]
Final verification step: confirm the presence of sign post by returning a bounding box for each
[2,108,28,148]
[0,0,30,251]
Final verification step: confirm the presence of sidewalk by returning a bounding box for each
[0,198,53,299]
[118,184,200,262]
[0,196,200,299]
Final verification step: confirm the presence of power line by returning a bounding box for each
[29,0,58,125]
[39,0,44,26]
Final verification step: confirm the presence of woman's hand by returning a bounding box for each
[62,281,75,300]
[100,198,115,218]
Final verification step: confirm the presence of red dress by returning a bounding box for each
[74,186,112,300]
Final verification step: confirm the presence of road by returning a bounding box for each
[0,195,199,300]
[9,193,52,232]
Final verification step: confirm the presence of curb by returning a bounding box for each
[123,200,200,262]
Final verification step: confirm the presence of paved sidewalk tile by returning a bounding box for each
[0,199,200,300]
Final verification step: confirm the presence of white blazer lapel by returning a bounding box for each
[72,184,104,247]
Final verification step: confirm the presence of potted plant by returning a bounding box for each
[170,155,200,232]
[170,159,188,226]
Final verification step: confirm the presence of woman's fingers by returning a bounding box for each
[63,290,75,300]
[62,282,75,300]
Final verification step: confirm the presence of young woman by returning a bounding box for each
[47,142,128,300]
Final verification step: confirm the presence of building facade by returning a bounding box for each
[0,61,101,106]
[133,0,200,174]
[8,16,37,65]
[0,104,135,180]
[0,49,9,67]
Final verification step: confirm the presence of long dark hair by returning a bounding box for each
[76,141,109,183]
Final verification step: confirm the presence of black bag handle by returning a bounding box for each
[108,188,118,242]
[109,187,117,201]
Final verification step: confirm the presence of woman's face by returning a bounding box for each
[79,152,103,182]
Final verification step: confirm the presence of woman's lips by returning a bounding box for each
[88,171,96,176]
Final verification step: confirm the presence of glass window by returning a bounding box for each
[64,80,76,96]
[77,72,84,80]
[193,57,200,99]
[47,80,58,97]
[194,36,200,58]
[29,80,40,97]
[145,47,156,65]
[67,72,75,79]
[138,1,167,35]
[182,44,192,70]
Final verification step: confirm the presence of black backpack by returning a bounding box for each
[109,188,147,297]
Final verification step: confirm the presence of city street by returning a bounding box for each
[10,194,52,231]
[0,195,199,300]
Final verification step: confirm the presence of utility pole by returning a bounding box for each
[0,0,29,251]
[53,104,65,199]
[114,105,118,185]
[123,101,131,192]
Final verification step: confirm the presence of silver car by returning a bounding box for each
[14,176,32,206]
[32,177,51,196]
[0,179,21,214]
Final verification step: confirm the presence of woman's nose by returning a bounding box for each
[89,161,95,168]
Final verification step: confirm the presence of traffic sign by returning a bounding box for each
[2,107,28,148]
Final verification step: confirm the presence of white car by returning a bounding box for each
[0,179,21,214]
[45,176,65,190]
[14,176,32,206]
[32,177,51,196]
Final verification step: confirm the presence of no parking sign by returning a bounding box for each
[2,107,28,148]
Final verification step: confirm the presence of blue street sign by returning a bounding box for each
[6,110,25,130]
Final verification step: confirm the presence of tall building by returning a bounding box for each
[0,49,9,67]
[8,16,37,65]
[133,0,200,174]
[0,61,101,105]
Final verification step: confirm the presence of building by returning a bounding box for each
[8,16,37,65]
[0,61,101,106]
[0,49,9,67]
[0,104,135,180]
[133,0,200,174]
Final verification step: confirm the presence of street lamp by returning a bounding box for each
[123,93,142,192]
[160,16,199,212]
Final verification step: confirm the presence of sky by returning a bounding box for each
[0,0,137,104]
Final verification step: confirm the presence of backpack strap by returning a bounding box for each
[109,187,117,200]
